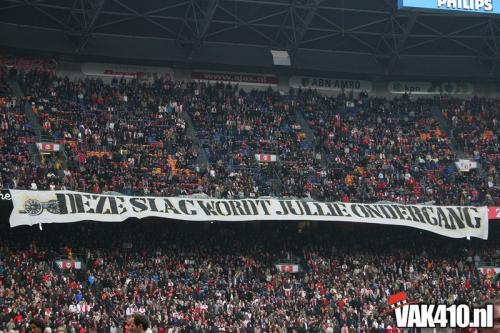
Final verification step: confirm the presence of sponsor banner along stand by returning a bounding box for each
[0,54,57,71]
[191,71,279,86]
[289,76,372,93]
[8,190,489,240]
[388,81,474,95]
[81,63,173,81]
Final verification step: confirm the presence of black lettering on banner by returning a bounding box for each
[391,205,407,220]
[179,200,196,215]
[351,204,369,218]
[406,206,424,223]
[324,203,342,217]
[379,205,398,219]
[364,205,385,219]
[56,193,68,214]
[286,201,305,216]
[130,198,148,213]
[109,197,118,214]
[436,207,453,229]
[147,198,159,212]
[79,195,94,213]
[13,193,487,239]
[67,194,77,214]
[248,200,260,215]
[337,203,352,217]
[241,200,258,215]
[256,200,271,215]
[313,202,325,216]
[115,197,127,214]
[446,208,466,229]
[215,201,231,216]
[74,194,85,213]
[228,201,246,216]
[94,195,110,214]
[320,203,333,216]
[399,206,415,222]
[300,201,313,215]
[276,201,289,215]
[463,207,481,228]
[197,201,218,216]
[421,207,437,225]
[324,203,336,216]
[163,199,181,215]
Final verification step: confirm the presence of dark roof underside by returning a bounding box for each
[1,0,500,79]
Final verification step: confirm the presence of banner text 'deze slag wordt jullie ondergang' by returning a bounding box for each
[8,190,489,240]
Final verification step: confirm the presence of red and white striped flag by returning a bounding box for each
[36,142,61,152]
[255,154,277,163]
[275,264,299,273]
[56,259,82,270]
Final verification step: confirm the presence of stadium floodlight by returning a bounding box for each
[270,50,291,66]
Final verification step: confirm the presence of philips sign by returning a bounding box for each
[398,0,499,14]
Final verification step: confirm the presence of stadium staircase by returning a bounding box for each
[431,104,463,157]
[8,80,42,166]
[14,80,69,177]
[431,104,487,178]
[296,110,327,168]
[295,111,317,152]
[180,110,209,166]
[263,163,284,196]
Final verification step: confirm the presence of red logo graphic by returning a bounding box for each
[383,292,416,314]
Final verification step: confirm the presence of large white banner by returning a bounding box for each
[8,190,488,240]
[289,76,372,92]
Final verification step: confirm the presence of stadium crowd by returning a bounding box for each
[439,97,499,201]
[300,91,498,206]
[0,68,497,206]
[0,222,498,333]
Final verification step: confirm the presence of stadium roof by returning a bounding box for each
[1,0,500,79]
